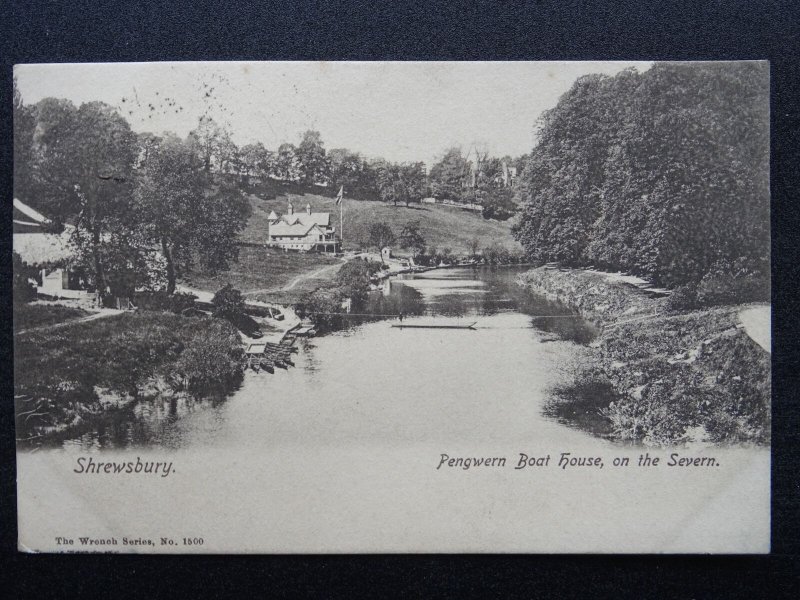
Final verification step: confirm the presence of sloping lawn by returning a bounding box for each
[14,303,90,332]
[244,192,519,255]
[181,244,340,296]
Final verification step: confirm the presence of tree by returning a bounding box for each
[186,115,223,174]
[328,148,370,194]
[239,142,274,181]
[373,159,399,205]
[275,142,298,181]
[296,130,329,185]
[398,162,427,207]
[34,100,139,300]
[367,222,396,260]
[335,260,379,305]
[12,76,37,202]
[429,147,470,200]
[211,284,245,319]
[513,62,770,288]
[399,220,426,256]
[468,237,480,259]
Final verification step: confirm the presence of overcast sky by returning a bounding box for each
[15,61,650,165]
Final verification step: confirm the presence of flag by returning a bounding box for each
[335,186,343,205]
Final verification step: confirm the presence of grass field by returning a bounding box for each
[13,303,89,332]
[181,244,341,299]
[243,192,520,255]
[183,185,520,299]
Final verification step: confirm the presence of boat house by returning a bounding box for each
[267,202,340,253]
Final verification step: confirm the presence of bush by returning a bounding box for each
[211,284,245,319]
[336,259,380,305]
[13,252,37,303]
[695,260,769,306]
[298,287,345,330]
[665,283,699,312]
[134,291,198,314]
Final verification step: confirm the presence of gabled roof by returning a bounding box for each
[275,212,331,228]
[14,224,77,265]
[269,222,325,238]
[13,198,52,231]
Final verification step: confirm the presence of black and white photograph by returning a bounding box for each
[12,61,770,553]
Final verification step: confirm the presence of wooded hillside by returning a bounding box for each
[513,62,769,294]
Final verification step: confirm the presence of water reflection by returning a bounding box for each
[44,266,598,451]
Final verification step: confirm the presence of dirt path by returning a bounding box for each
[739,305,771,353]
[244,260,345,297]
[16,309,122,336]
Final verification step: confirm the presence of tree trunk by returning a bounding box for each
[91,226,108,303]
[162,238,176,295]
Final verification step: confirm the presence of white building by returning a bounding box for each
[13,198,92,299]
[267,202,341,253]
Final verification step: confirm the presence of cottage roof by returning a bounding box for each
[275,212,330,228]
[269,222,325,237]
[14,225,76,265]
[13,198,50,226]
[267,210,279,221]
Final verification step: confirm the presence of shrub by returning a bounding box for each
[695,259,770,306]
[665,283,699,312]
[212,284,245,319]
[135,291,198,314]
[13,252,37,303]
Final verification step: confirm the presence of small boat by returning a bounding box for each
[391,322,477,330]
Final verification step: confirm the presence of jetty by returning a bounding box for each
[243,337,299,373]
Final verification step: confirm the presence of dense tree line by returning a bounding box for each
[426,146,523,221]
[13,86,251,303]
[513,62,770,292]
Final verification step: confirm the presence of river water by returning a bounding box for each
[18,266,769,553]
[58,266,599,451]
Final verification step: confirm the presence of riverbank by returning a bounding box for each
[518,267,771,446]
[14,311,245,445]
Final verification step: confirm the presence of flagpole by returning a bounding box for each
[340,187,344,252]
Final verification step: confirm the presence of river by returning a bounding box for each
[57,266,599,451]
[17,266,769,553]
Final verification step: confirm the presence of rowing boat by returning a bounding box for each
[391,322,477,330]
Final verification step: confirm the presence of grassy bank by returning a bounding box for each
[14,311,243,443]
[245,192,519,255]
[13,303,90,332]
[519,267,771,445]
[182,244,340,299]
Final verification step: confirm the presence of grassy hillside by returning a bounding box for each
[243,191,520,255]
[182,183,520,300]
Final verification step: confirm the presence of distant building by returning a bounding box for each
[501,161,517,188]
[267,201,341,253]
[13,198,92,299]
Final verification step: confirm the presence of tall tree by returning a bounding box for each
[367,222,396,260]
[399,220,426,256]
[275,142,298,181]
[296,130,329,185]
[514,62,769,288]
[134,136,251,293]
[397,162,427,207]
[12,76,38,201]
[34,100,139,298]
[428,147,470,200]
[186,116,223,174]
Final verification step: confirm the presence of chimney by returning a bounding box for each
[288,202,293,215]
[306,203,312,215]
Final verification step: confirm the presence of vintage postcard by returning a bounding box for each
[13,61,770,553]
